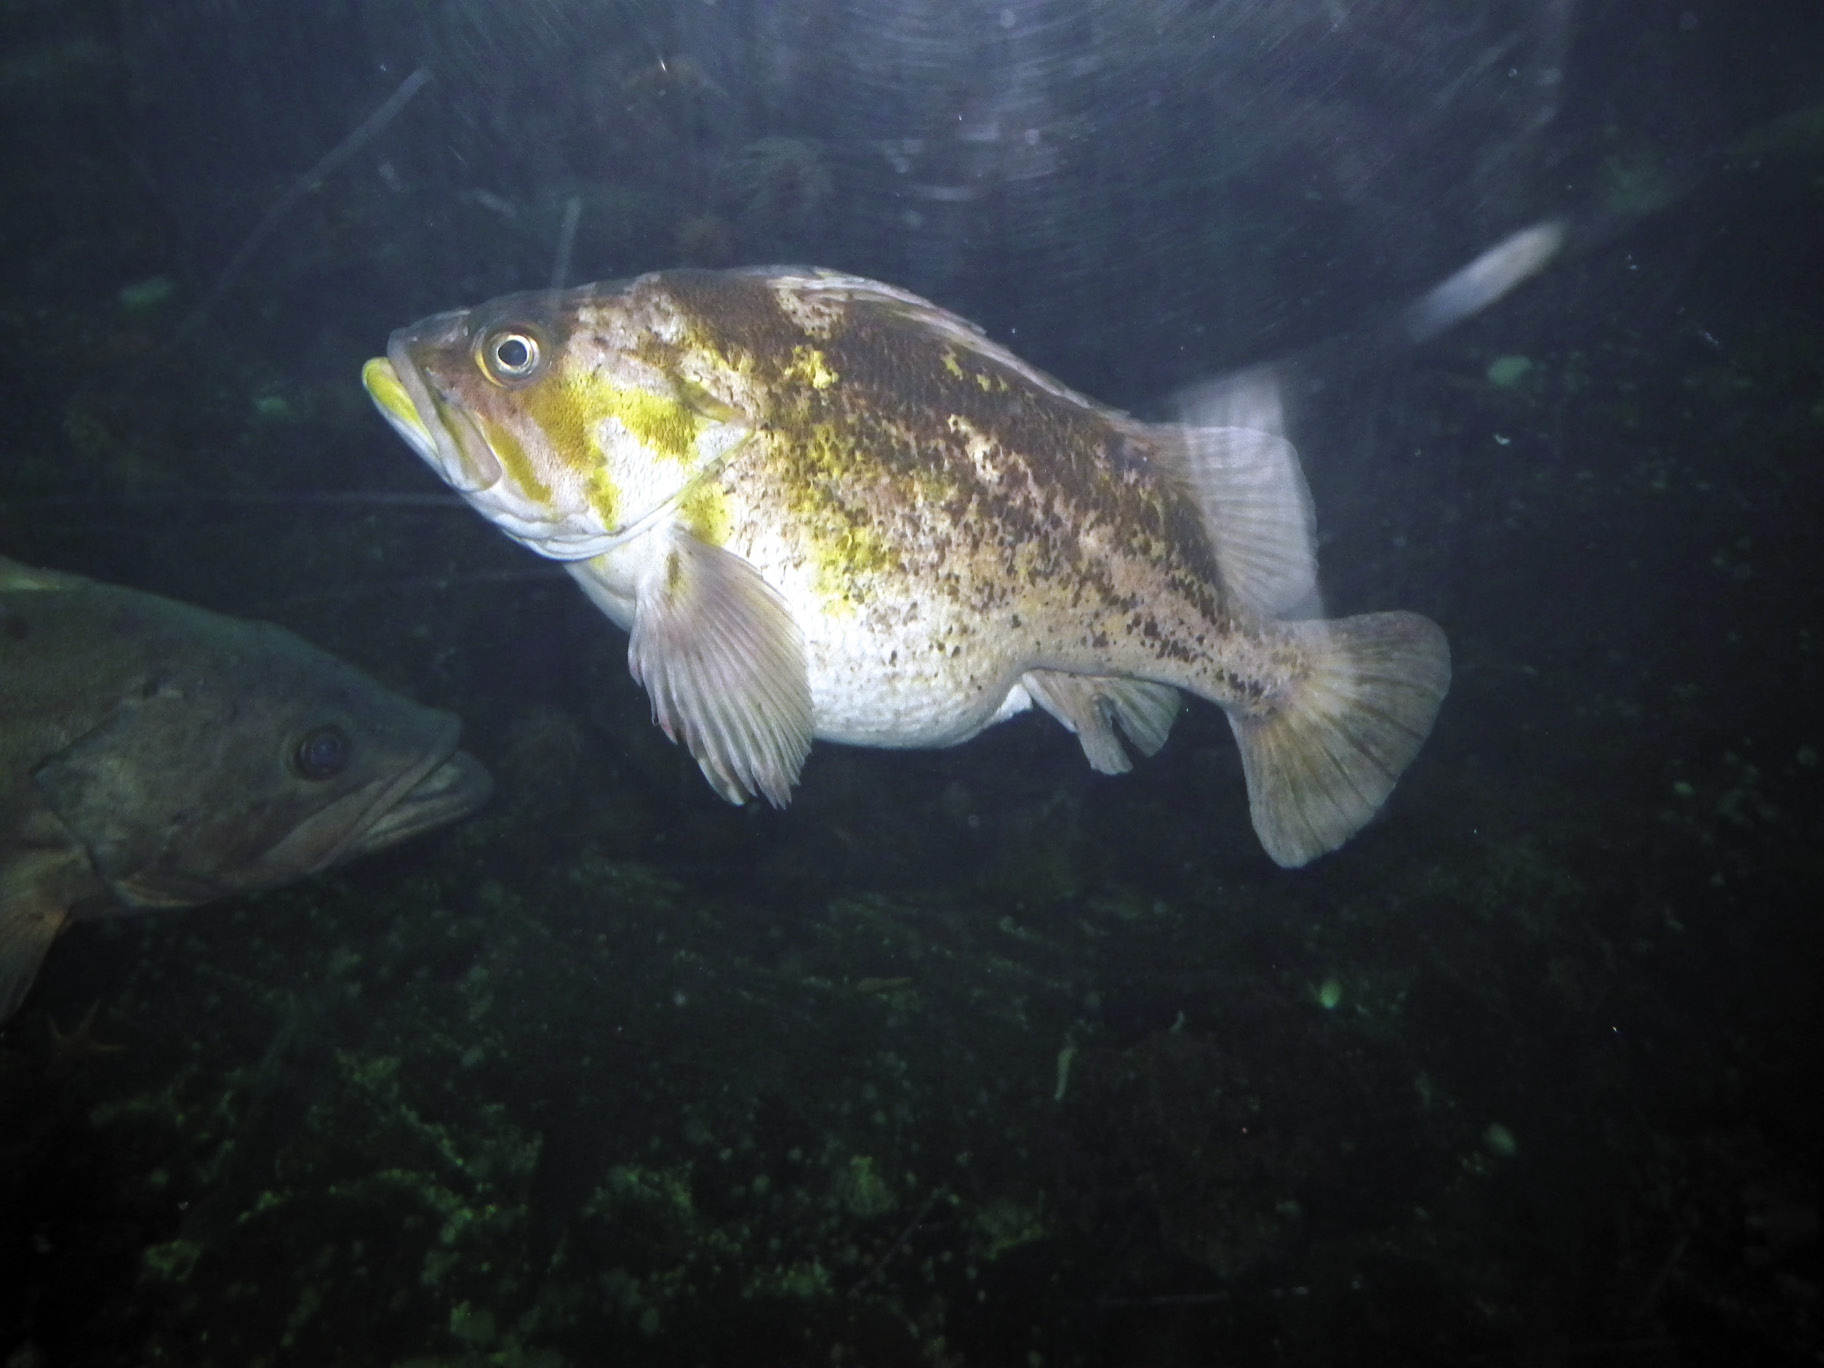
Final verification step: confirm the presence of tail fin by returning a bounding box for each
[1228,612,1450,867]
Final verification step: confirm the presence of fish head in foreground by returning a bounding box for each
[0,558,492,1022]
[362,278,751,564]
[365,268,1448,871]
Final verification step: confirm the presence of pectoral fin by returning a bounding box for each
[1022,670,1180,775]
[627,526,814,807]
[0,857,78,1024]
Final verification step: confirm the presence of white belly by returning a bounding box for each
[565,538,1031,752]
[792,593,1032,748]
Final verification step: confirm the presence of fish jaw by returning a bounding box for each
[366,344,604,559]
[351,747,493,851]
[363,313,504,495]
[362,353,461,474]
[257,715,493,877]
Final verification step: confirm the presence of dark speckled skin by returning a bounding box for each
[385,268,1308,747]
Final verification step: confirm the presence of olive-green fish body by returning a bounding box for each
[0,559,492,1023]
[366,267,1448,865]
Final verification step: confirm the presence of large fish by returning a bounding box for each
[0,558,492,1023]
[363,267,1448,866]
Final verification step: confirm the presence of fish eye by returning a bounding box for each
[477,326,545,385]
[292,724,351,781]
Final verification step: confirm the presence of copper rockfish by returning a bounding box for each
[364,267,1449,865]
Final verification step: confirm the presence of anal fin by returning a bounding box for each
[1023,670,1180,775]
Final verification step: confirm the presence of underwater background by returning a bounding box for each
[2,0,1820,1363]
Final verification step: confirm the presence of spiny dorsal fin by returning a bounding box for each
[772,271,1112,413]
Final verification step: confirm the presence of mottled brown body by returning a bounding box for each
[366,267,1449,864]
[652,270,1283,738]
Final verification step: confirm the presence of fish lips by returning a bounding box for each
[370,322,504,495]
[339,742,493,858]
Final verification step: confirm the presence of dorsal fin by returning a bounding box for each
[1147,422,1317,619]
[770,271,1113,412]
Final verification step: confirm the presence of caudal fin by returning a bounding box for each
[1228,611,1450,867]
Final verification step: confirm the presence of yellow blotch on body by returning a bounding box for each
[513,367,713,529]
[519,370,701,471]
[476,415,551,505]
[815,521,898,609]
[592,383,703,467]
[767,421,899,613]
[679,481,730,548]
[782,345,839,391]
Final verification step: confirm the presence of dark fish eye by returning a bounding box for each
[292,724,351,781]
[480,327,542,384]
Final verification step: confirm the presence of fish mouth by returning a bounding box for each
[364,333,715,565]
[340,744,493,859]
[363,327,503,494]
[259,711,493,880]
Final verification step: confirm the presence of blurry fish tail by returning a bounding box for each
[1228,612,1450,868]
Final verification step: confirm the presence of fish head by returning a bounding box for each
[363,276,755,562]
[33,615,492,909]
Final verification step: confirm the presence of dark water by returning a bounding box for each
[2,1,1820,1363]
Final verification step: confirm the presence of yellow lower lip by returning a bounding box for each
[363,354,503,492]
[363,357,431,448]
